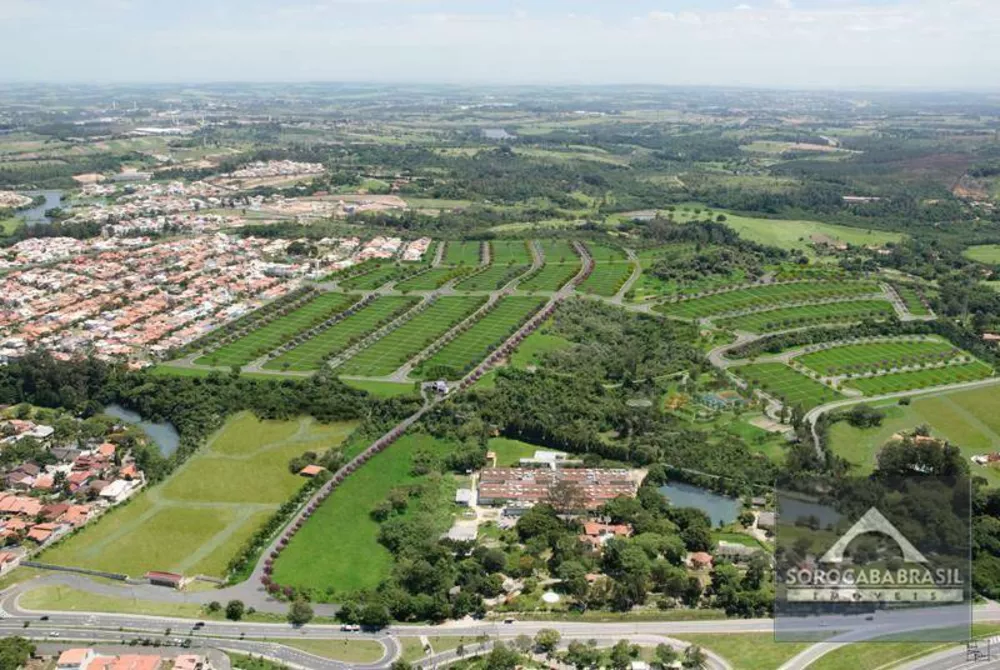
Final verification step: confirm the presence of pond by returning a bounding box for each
[20,190,64,223]
[659,481,741,527]
[102,403,180,457]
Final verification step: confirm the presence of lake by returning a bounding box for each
[103,403,180,457]
[659,481,741,527]
[21,190,64,223]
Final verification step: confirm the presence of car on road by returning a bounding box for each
[503,618,516,624]
[341,624,361,632]
[48,632,60,637]
[193,621,205,628]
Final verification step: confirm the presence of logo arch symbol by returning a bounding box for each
[820,507,928,564]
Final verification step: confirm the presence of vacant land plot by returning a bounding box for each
[717,300,894,333]
[42,413,355,578]
[264,297,419,372]
[443,241,484,266]
[395,267,468,291]
[579,262,633,296]
[490,240,533,264]
[537,239,579,263]
[893,284,932,316]
[339,264,411,291]
[194,293,354,368]
[964,244,1000,264]
[583,242,628,262]
[271,433,457,595]
[337,297,485,377]
[733,363,843,410]
[657,281,879,319]
[519,262,580,291]
[828,385,1000,484]
[846,361,994,395]
[488,437,564,466]
[795,339,962,376]
[418,297,546,378]
[455,264,531,291]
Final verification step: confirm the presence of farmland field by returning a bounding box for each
[733,363,843,410]
[336,296,486,376]
[490,239,533,264]
[193,293,354,368]
[519,262,580,291]
[271,433,458,595]
[844,361,994,395]
[418,296,546,378]
[578,262,633,296]
[536,239,579,263]
[443,240,484,266]
[455,264,531,291]
[717,300,894,333]
[41,413,356,578]
[394,267,468,291]
[263,296,419,372]
[657,281,880,319]
[795,339,963,376]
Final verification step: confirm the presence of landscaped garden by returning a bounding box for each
[716,300,894,333]
[263,296,419,372]
[41,412,356,578]
[732,363,843,410]
[336,296,485,377]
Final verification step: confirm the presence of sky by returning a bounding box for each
[3,0,999,90]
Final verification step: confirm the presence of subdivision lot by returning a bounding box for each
[455,264,530,291]
[795,339,962,376]
[733,363,843,410]
[41,412,355,578]
[443,240,484,265]
[845,361,994,395]
[578,261,633,296]
[490,239,533,264]
[193,293,354,368]
[339,264,410,291]
[264,296,419,371]
[583,241,628,262]
[657,281,879,319]
[519,262,580,291]
[394,267,467,291]
[336,296,486,376]
[271,433,457,595]
[894,284,931,316]
[418,296,546,378]
[717,300,894,333]
[536,239,579,262]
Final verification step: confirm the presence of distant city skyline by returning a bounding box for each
[3,0,999,90]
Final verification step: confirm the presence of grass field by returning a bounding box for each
[828,385,1000,484]
[41,413,355,578]
[263,297,419,372]
[395,267,467,291]
[267,639,384,663]
[894,284,932,316]
[536,239,579,263]
[657,281,879,319]
[455,264,531,291]
[510,328,573,369]
[336,297,485,376]
[487,437,564,466]
[583,242,628,262]
[340,379,419,397]
[193,293,354,368]
[795,339,962,376]
[519,262,580,291]
[733,363,843,410]
[418,297,546,378]
[271,433,457,595]
[443,241,484,266]
[717,300,894,333]
[964,244,1000,264]
[845,361,994,395]
[490,240,533,264]
[339,264,412,291]
[579,262,633,296]
[809,624,1000,670]
[672,635,809,670]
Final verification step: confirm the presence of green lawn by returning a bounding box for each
[963,244,1000,264]
[657,281,879,319]
[264,297,419,372]
[194,293,355,368]
[0,217,24,235]
[519,262,580,291]
[395,267,469,291]
[810,624,1000,670]
[340,379,420,398]
[41,413,356,578]
[536,239,579,263]
[487,437,562,466]
[673,634,809,670]
[271,433,457,595]
[717,300,895,333]
[267,639,384,663]
[337,296,485,376]
[510,328,573,369]
[845,361,994,395]
[417,297,546,379]
[733,363,843,411]
[443,241,484,266]
[339,264,413,291]
[828,385,1000,484]
[490,240,534,264]
[795,339,962,376]
[893,284,932,316]
[579,261,633,296]
[455,264,531,291]
[583,242,628,262]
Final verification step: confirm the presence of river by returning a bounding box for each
[102,403,180,457]
[659,481,741,526]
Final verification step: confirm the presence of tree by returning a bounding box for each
[391,662,413,670]
[534,629,561,654]
[609,640,638,670]
[484,643,521,670]
[359,602,390,629]
[683,645,708,669]
[0,636,35,670]
[206,601,221,613]
[564,640,601,670]
[225,600,245,621]
[546,479,587,513]
[651,643,678,670]
[287,600,314,626]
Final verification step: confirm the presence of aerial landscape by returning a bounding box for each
[2,2,1000,670]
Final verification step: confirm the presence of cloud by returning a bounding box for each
[774,0,793,9]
